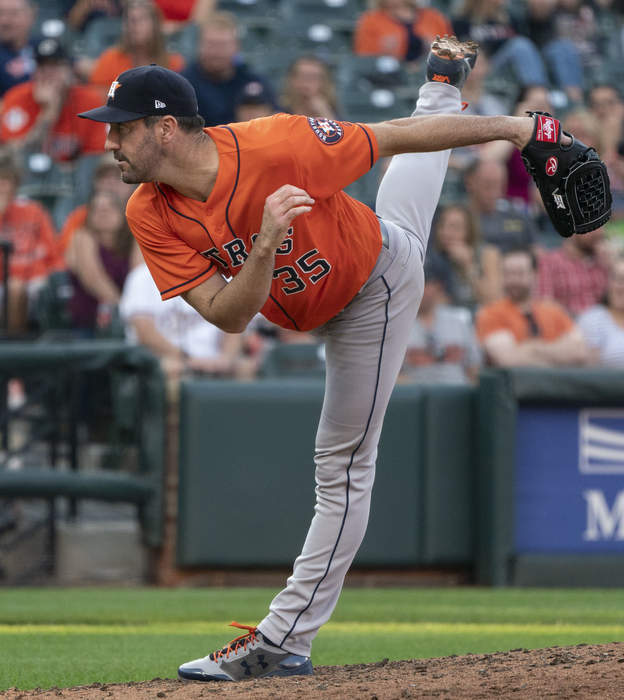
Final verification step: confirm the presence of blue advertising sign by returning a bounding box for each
[515,407,624,553]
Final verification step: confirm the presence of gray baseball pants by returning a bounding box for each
[257,81,462,657]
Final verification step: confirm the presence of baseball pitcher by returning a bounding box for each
[78,36,609,682]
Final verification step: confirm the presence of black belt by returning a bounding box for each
[379,218,389,249]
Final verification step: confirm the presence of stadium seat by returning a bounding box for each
[31,0,67,35]
[77,16,122,59]
[238,22,280,55]
[17,152,74,226]
[341,87,414,123]
[219,0,278,25]
[261,343,326,378]
[337,54,409,92]
[18,153,98,230]
[430,0,454,11]
[33,270,74,337]
[280,16,353,57]
[241,45,301,96]
[280,0,360,30]
[167,22,199,62]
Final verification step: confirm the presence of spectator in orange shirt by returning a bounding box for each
[0,152,61,333]
[0,37,106,162]
[88,0,184,94]
[476,247,591,367]
[354,0,452,62]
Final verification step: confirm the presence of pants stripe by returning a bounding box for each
[278,276,392,647]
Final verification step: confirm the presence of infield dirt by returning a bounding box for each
[3,642,623,699]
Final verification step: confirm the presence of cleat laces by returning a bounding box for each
[209,622,258,662]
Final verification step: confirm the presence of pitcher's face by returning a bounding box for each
[105,119,163,184]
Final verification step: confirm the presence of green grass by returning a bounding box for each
[1,587,623,690]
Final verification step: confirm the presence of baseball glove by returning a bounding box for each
[521,111,612,238]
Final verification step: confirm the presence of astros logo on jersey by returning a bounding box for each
[307,117,344,145]
[108,80,122,100]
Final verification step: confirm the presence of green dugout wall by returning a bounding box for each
[178,370,624,584]
[177,380,476,568]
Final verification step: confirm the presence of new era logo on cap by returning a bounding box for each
[155,100,166,109]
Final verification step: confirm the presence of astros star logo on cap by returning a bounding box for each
[107,80,122,100]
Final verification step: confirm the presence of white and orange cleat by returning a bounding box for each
[177,622,313,682]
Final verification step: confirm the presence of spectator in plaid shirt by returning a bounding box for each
[537,227,610,317]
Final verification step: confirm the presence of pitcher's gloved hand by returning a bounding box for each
[521,111,612,237]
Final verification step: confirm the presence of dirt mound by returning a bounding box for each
[4,642,624,699]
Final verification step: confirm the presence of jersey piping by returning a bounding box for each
[156,183,217,249]
[160,265,215,296]
[279,274,392,647]
[355,123,375,170]
[219,125,241,239]
[219,123,301,332]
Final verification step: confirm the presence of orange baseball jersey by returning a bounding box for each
[89,48,185,92]
[0,197,61,282]
[476,298,574,343]
[354,9,452,59]
[0,83,106,160]
[126,113,382,331]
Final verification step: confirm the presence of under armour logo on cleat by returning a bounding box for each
[240,656,269,676]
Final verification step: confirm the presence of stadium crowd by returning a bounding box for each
[1,0,624,397]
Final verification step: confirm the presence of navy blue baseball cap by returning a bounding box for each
[78,64,199,123]
[35,37,70,64]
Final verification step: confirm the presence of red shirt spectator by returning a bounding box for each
[537,229,610,316]
[0,38,106,161]
[0,151,61,333]
[154,0,195,22]
[0,81,106,161]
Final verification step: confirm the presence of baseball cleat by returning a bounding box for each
[426,35,479,90]
[177,621,313,682]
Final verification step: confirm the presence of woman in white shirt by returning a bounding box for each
[577,257,624,368]
[119,262,257,378]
